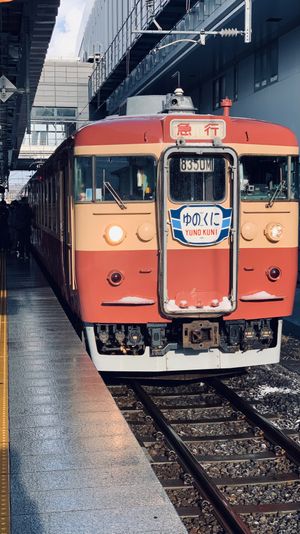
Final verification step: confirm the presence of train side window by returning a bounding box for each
[36,183,40,225]
[42,182,46,226]
[240,156,289,201]
[94,156,155,202]
[74,157,93,202]
[48,178,52,229]
[50,176,56,233]
[46,179,50,228]
[38,182,42,226]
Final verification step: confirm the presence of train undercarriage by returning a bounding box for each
[84,318,281,373]
[93,318,277,357]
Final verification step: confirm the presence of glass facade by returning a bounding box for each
[23,121,68,147]
[31,107,77,119]
[19,60,92,163]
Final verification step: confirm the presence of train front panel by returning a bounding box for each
[72,110,298,372]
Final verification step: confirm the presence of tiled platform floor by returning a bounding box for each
[7,256,187,534]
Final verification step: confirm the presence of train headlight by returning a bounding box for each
[241,222,258,241]
[264,222,283,242]
[105,224,126,245]
[137,222,155,242]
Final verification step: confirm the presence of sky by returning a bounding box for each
[47,0,94,58]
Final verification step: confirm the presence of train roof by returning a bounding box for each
[74,113,298,148]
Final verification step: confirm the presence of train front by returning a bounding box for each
[73,92,299,373]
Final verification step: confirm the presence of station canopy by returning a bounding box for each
[0,0,60,187]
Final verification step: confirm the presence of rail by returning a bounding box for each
[119,376,300,532]
[206,377,300,466]
[131,380,251,534]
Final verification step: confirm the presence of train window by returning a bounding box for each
[169,155,226,202]
[74,157,93,202]
[45,180,50,228]
[41,183,46,227]
[49,177,56,233]
[291,157,300,199]
[240,156,289,201]
[94,156,155,202]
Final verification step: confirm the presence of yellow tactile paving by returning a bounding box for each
[0,252,9,534]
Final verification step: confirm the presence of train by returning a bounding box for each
[25,89,299,373]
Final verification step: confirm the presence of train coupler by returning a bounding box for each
[182,320,219,350]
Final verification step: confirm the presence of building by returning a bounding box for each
[79,0,202,117]
[78,0,137,61]
[7,59,92,201]
[79,0,300,146]
[0,0,60,188]
[19,59,92,167]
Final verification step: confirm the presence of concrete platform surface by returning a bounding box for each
[7,256,187,534]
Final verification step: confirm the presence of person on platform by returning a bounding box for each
[14,197,33,260]
[0,199,10,251]
[8,200,19,254]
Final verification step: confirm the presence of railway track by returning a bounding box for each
[108,377,300,533]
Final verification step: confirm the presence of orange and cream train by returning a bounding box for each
[27,90,299,372]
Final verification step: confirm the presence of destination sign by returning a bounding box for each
[170,119,226,140]
[169,204,232,246]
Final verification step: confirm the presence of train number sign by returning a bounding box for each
[179,158,214,173]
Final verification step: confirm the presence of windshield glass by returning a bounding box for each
[291,156,300,199]
[240,156,289,201]
[95,156,155,202]
[169,154,226,202]
[74,156,156,203]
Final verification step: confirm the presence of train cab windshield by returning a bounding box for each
[168,154,226,202]
[239,155,299,201]
[74,155,156,202]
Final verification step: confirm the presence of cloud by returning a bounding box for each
[47,0,87,58]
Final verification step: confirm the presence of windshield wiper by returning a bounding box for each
[266,180,286,208]
[104,181,127,210]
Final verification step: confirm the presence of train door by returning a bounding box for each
[60,152,75,299]
[159,146,239,321]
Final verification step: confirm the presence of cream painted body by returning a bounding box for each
[74,143,298,252]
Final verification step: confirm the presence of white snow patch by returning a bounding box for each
[165,296,232,313]
[240,291,284,301]
[103,297,155,305]
[255,386,298,398]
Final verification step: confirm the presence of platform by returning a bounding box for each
[2,254,186,534]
